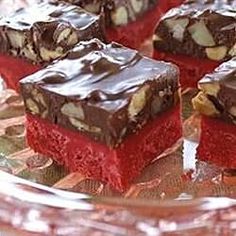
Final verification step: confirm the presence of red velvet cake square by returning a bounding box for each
[55,0,184,49]
[193,58,236,168]
[153,0,236,88]
[0,1,105,91]
[20,39,182,191]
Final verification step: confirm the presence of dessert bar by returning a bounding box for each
[20,39,182,191]
[193,58,236,168]
[0,1,105,90]
[153,0,236,88]
[55,0,184,49]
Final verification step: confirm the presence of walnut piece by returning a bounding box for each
[61,102,85,120]
[205,46,228,61]
[192,91,219,117]
[229,43,236,57]
[55,28,72,44]
[130,0,143,13]
[165,18,189,42]
[31,89,48,117]
[39,46,64,62]
[32,89,47,108]
[198,81,220,97]
[111,6,128,26]
[67,31,78,46]
[153,34,163,42]
[229,106,236,117]
[21,43,37,61]
[26,98,39,115]
[7,30,26,48]
[188,20,215,47]
[128,85,149,119]
[69,117,101,133]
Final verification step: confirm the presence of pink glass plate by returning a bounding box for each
[1,170,236,236]
[1,79,236,236]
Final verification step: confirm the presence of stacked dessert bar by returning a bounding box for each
[153,0,236,88]
[193,58,236,168]
[20,39,182,191]
[0,1,105,90]
[55,0,184,49]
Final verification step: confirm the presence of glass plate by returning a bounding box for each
[1,76,236,236]
[1,1,236,235]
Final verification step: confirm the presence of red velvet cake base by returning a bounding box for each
[153,51,220,88]
[0,54,41,91]
[106,2,163,50]
[26,105,182,192]
[197,116,236,168]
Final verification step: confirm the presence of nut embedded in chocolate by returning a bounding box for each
[32,89,47,108]
[192,91,219,116]
[229,43,236,57]
[130,0,143,14]
[229,106,236,118]
[188,20,215,47]
[128,85,150,120]
[7,30,27,49]
[61,102,85,121]
[26,98,40,115]
[165,18,189,42]
[39,46,64,62]
[111,6,129,25]
[54,24,79,47]
[205,46,228,61]
[69,118,102,133]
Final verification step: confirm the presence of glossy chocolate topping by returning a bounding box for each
[154,0,236,61]
[21,39,179,147]
[195,57,236,123]
[0,1,105,63]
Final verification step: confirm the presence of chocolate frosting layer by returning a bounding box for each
[0,1,105,64]
[194,57,236,124]
[154,0,236,61]
[54,0,158,27]
[20,39,180,147]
